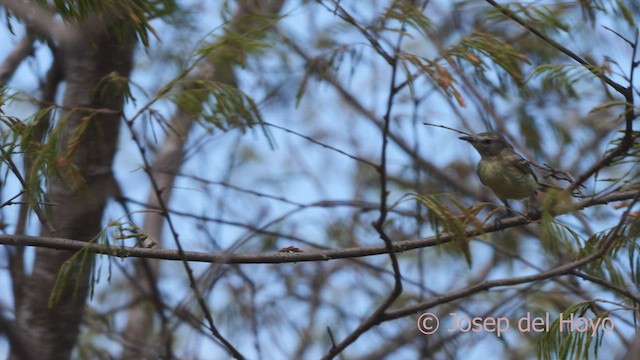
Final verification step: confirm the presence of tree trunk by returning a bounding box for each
[11,19,134,360]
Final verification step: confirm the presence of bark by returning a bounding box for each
[10,17,134,360]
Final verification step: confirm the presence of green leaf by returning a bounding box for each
[616,0,636,26]
[539,215,582,257]
[538,303,610,360]
[173,80,260,130]
[589,101,629,113]
[296,45,360,106]
[530,61,614,98]
[377,0,433,38]
[414,193,472,267]
[445,31,529,88]
[168,79,275,147]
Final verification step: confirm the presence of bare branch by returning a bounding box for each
[0,190,635,264]
[0,32,35,84]
[322,0,394,65]
[324,21,407,358]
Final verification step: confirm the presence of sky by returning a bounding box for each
[0,1,638,358]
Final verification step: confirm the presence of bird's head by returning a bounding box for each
[459,132,514,158]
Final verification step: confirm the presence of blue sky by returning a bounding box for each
[1,1,638,358]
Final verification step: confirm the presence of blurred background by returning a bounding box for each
[0,0,639,359]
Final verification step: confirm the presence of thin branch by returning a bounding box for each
[0,189,636,264]
[571,270,640,306]
[484,0,637,195]
[322,0,394,65]
[322,14,408,357]
[0,190,25,208]
[423,122,470,136]
[380,253,611,321]
[382,192,640,321]
[485,0,626,95]
[567,30,638,192]
[276,28,481,198]
[0,149,54,233]
[264,121,378,168]
[123,117,245,359]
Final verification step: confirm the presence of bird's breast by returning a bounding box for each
[477,159,537,200]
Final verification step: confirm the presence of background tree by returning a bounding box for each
[0,0,638,359]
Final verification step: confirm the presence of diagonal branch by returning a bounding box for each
[277,28,481,199]
[485,0,626,95]
[382,192,640,321]
[0,31,35,84]
[322,0,394,65]
[484,0,638,195]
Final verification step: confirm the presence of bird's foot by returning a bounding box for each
[493,210,514,228]
[527,206,541,219]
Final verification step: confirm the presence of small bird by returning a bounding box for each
[459,132,539,214]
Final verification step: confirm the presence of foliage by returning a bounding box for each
[1,0,639,359]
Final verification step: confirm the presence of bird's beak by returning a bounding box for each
[459,135,475,142]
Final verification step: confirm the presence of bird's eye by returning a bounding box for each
[482,139,492,144]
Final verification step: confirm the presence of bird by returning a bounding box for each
[459,132,539,214]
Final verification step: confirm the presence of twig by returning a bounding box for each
[484,0,637,195]
[276,28,481,198]
[321,1,394,65]
[485,0,626,95]
[382,194,640,321]
[1,186,636,265]
[0,190,25,208]
[423,122,470,136]
[323,12,407,358]
[122,116,245,359]
[264,121,377,168]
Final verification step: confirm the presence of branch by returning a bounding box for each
[485,0,626,95]
[264,122,377,168]
[0,191,635,263]
[571,270,640,305]
[322,0,394,65]
[0,32,35,84]
[276,29,482,199]
[123,115,245,359]
[382,192,640,321]
[484,0,637,194]
[567,30,638,192]
[381,252,609,321]
[0,0,66,41]
[323,21,406,359]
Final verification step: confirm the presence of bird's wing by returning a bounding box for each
[510,153,538,181]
